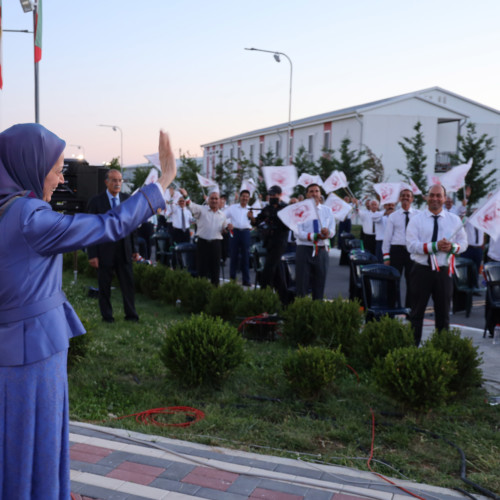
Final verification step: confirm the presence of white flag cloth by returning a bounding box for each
[196,173,218,188]
[240,178,257,196]
[407,178,422,195]
[262,165,297,203]
[144,153,161,169]
[468,189,500,241]
[427,173,442,188]
[164,189,182,203]
[277,199,317,233]
[143,167,159,186]
[439,159,473,193]
[323,170,348,194]
[324,193,353,221]
[297,173,323,189]
[250,198,262,210]
[373,182,401,205]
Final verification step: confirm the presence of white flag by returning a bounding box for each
[196,173,217,188]
[143,167,159,186]
[240,178,257,196]
[468,189,500,241]
[427,173,442,188]
[277,199,317,233]
[323,170,348,194]
[408,178,422,195]
[297,173,323,189]
[144,153,161,169]
[262,165,297,203]
[373,182,401,205]
[439,159,473,193]
[324,193,353,221]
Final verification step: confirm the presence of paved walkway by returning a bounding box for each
[70,322,499,500]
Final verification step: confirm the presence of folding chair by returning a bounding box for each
[360,263,410,322]
[483,261,500,337]
[174,242,198,277]
[452,257,485,318]
[280,252,297,304]
[348,250,378,303]
[151,230,173,267]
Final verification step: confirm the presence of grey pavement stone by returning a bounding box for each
[257,478,309,496]
[124,452,175,469]
[228,455,279,471]
[95,450,130,468]
[159,461,196,480]
[149,476,202,495]
[193,487,248,499]
[71,483,132,499]
[226,475,262,495]
[70,459,114,476]
[304,488,335,500]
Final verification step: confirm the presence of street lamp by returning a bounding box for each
[98,124,123,167]
[245,47,293,162]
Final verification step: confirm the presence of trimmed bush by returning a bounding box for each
[160,313,245,387]
[159,268,193,305]
[205,281,245,321]
[374,345,457,412]
[234,287,282,318]
[178,277,214,313]
[283,345,346,400]
[283,297,363,354]
[68,312,96,368]
[63,250,97,278]
[133,261,150,292]
[424,328,483,395]
[138,264,169,299]
[355,316,414,369]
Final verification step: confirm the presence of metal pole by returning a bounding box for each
[33,6,39,123]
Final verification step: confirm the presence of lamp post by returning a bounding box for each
[245,47,293,162]
[98,124,123,167]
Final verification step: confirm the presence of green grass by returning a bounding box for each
[65,270,500,495]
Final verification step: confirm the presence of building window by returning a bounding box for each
[229,147,234,160]
[249,144,254,162]
[275,140,281,158]
[323,131,331,151]
[289,136,293,161]
[308,135,314,155]
[259,142,264,160]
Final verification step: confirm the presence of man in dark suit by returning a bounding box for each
[87,169,139,323]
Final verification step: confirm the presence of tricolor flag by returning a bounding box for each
[0,0,3,89]
[34,0,42,63]
[468,189,500,241]
[439,159,473,193]
[323,170,348,194]
[297,173,323,189]
[373,182,401,205]
[277,198,317,233]
[324,193,353,221]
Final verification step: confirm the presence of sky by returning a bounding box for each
[1,0,500,166]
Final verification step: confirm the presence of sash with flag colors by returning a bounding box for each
[34,0,42,63]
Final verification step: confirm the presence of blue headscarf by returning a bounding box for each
[0,123,66,208]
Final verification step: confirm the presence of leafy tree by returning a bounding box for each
[214,153,237,198]
[234,154,257,198]
[453,122,496,208]
[108,157,121,171]
[129,166,152,192]
[316,148,336,181]
[176,155,204,204]
[363,147,386,199]
[397,121,427,206]
[333,138,365,199]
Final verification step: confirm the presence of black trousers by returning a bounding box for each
[390,245,413,308]
[260,239,288,303]
[98,256,138,321]
[362,233,376,255]
[197,238,221,286]
[409,263,452,346]
[296,245,329,300]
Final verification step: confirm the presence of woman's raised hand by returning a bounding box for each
[158,131,177,190]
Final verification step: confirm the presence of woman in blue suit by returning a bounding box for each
[0,123,176,499]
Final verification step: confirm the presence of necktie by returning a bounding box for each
[181,209,186,231]
[431,215,439,242]
[404,211,409,228]
[111,197,117,208]
[475,228,479,245]
[372,220,375,234]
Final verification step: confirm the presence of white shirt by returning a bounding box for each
[295,203,336,247]
[375,215,387,241]
[225,203,252,230]
[359,208,384,235]
[171,205,193,230]
[382,207,420,255]
[406,208,468,267]
[464,220,484,247]
[488,236,500,261]
[189,202,227,240]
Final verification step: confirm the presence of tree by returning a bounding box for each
[397,121,427,207]
[363,147,386,199]
[214,153,237,198]
[108,157,121,171]
[176,156,205,203]
[129,166,151,192]
[333,138,365,198]
[453,122,496,208]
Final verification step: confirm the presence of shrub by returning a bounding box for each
[355,316,414,369]
[178,277,214,314]
[282,297,363,354]
[68,312,96,368]
[160,313,245,387]
[159,268,193,305]
[374,345,457,412]
[424,328,483,395]
[63,250,97,278]
[234,287,282,318]
[139,264,169,299]
[283,345,346,400]
[133,261,150,293]
[205,281,245,321]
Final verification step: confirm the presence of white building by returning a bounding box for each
[201,87,500,188]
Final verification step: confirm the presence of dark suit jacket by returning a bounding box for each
[87,191,137,266]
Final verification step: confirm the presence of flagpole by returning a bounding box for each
[33,2,39,123]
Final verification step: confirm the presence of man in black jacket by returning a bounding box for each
[87,169,139,323]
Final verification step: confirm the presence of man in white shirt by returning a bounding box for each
[295,184,336,300]
[183,188,228,286]
[374,203,395,262]
[382,188,419,307]
[358,199,382,255]
[406,184,468,345]
[171,196,192,245]
[225,190,252,286]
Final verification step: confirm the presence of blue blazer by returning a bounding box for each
[0,184,165,366]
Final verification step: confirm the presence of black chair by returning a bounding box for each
[483,261,500,337]
[175,242,198,277]
[339,232,355,266]
[280,252,296,304]
[452,257,485,318]
[250,242,267,289]
[360,264,410,322]
[345,238,363,252]
[348,250,378,303]
[151,230,173,267]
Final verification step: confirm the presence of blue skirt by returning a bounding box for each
[0,350,70,500]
